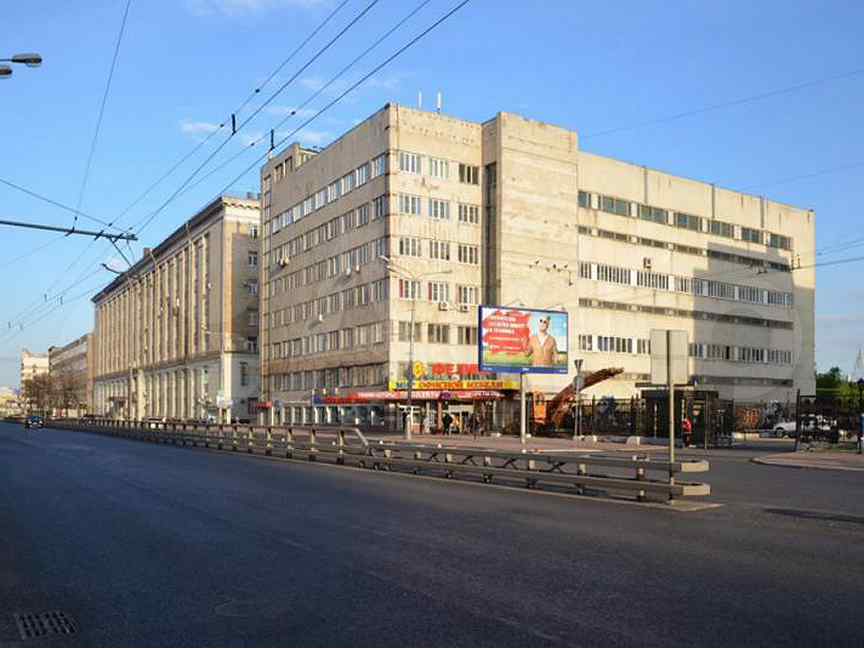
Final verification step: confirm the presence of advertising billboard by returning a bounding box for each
[478,306,569,374]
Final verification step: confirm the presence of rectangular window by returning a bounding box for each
[427,323,450,344]
[600,195,631,217]
[399,151,421,174]
[327,181,340,203]
[249,226,259,240]
[398,237,422,257]
[373,195,388,220]
[428,281,450,303]
[458,163,479,184]
[371,153,388,178]
[428,157,449,179]
[248,251,258,267]
[245,336,258,353]
[240,362,249,386]
[399,194,422,215]
[579,334,593,351]
[768,233,792,250]
[356,162,370,186]
[457,326,478,345]
[398,279,421,299]
[398,321,422,342]
[356,204,369,227]
[457,285,478,304]
[458,203,480,224]
[429,198,450,220]
[578,191,591,208]
[247,280,258,296]
[457,244,479,264]
[710,220,735,238]
[429,239,451,260]
[372,278,388,302]
[741,227,764,244]
[341,171,356,195]
[372,322,384,344]
[638,204,668,225]
[373,237,388,259]
[674,212,703,231]
[247,310,258,326]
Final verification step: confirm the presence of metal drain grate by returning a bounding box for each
[14,611,77,640]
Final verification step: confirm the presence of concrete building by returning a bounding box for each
[48,333,90,417]
[91,194,261,422]
[258,104,814,430]
[20,348,49,385]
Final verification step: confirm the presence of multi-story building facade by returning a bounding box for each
[48,333,90,417]
[20,348,49,385]
[259,104,814,429]
[91,195,261,422]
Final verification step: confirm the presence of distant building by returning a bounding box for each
[257,103,814,431]
[20,348,49,386]
[48,334,91,417]
[91,195,261,422]
[851,348,864,382]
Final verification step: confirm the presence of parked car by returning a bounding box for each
[142,416,166,429]
[24,415,43,430]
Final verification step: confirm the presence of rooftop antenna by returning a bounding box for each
[418,90,422,110]
[436,91,442,114]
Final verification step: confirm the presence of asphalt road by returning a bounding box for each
[1,422,862,648]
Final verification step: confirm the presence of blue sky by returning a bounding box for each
[1,0,862,387]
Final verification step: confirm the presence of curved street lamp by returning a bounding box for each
[0,52,43,79]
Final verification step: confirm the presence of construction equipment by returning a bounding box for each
[533,367,624,432]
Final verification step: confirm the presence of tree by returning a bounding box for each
[21,374,53,415]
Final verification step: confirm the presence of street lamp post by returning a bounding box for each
[379,255,452,441]
[857,378,864,454]
[572,358,583,440]
[0,53,42,79]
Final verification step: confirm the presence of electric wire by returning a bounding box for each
[73,0,133,229]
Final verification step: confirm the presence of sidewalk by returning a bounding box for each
[752,451,864,472]
[366,433,669,454]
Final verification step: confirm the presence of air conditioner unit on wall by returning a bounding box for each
[438,302,449,311]
[277,258,289,268]
[344,267,352,277]
[643,257,652,270]
[458,304,469,313]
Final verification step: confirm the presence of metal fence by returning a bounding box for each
[46,418,711,504]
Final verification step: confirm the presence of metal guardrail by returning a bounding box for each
[46,418,711,503]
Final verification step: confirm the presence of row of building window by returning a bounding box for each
[578,297,794,330]
[269,238,387,295]
[397,237,480,264]
[397,194,480,224]
[397,322,478,345]
[398,151,480,185]
[270,279,389,326]
[579,190,794,251]
[578,225,791,273]
[271,364,388,391]
[270,323,386,361]
[577,334,793,365]
[396,279,479,305]
[267,154,388,235]
[579,261,794,307]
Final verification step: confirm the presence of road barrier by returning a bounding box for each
[46,418,711,503]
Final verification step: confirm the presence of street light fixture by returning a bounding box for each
[0,52,43,78]
[379,255,453,441]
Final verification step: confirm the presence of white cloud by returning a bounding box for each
[266,105,317,119]
[180,120,221,135]
[186,0,325,17]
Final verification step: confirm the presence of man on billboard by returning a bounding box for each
[523,314,558,367]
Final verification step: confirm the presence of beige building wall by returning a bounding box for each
[20,349,49,385]
[259,104,815,427]
[48,333,90,417]
[91,195,261,421]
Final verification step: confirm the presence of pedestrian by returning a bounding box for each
[469,413,479,439]
[682,416,693,447]
[442,412,453,436]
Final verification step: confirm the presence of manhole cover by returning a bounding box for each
[13,611,77,640]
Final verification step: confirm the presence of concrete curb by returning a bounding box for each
[751,456,864,473]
